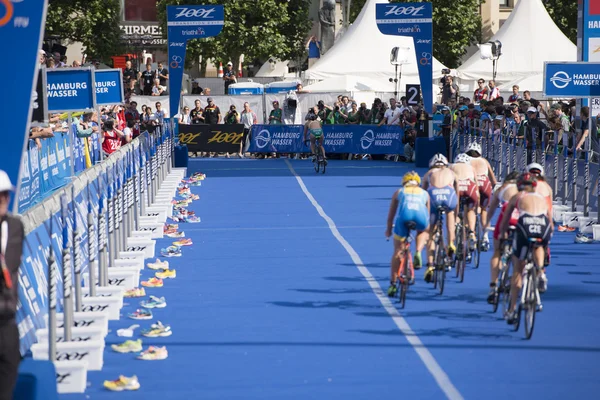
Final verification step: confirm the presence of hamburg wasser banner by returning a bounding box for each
[167,5,224,119]
[94,69,125,105]
[375,3,433,114]
[248,124,405,155]
[46,67,96,112]
[1,0,48,212]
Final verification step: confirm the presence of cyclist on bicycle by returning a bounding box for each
[450,153,479,253]
[466,142,497,251]
[483,171,519,303]
[422,154,458,283]
[499,173,552,324]
[304,114,327,164]
[527,162,552,291]
[385,171,430,296]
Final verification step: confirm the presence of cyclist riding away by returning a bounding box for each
[527,162,552,291]
[304,114,326,164]
[422,154,458,283]
[385,171,430,296]
[450,153,479,253]
[499,173,552,324]
[466,142,498,251]
[484,171,519,303]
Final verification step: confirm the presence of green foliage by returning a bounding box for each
[157,0,312,75]
[45,0,123,62]
[543,0,577,44]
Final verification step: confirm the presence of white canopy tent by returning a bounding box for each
[456,0,576,94]
[304,0,449,99]
[302,75,394,92]
[255,58,296,78]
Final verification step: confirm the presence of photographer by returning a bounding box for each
[441,72,459,106]
[402,127,417,162]
[369,98,384,124]
[358,102,370,124]
[224,105,240,125]
[316,100,333,124]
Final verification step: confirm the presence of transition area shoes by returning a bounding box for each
[128,309,153,320]
[137,346,168,361]
[147,259,169,270]
[142,321,172,338]
[111,339,143,353]
[124,288,146,298]
[141,278,164,288]
[104,375,140,391]
[155,269,176,279]
[140,295,167,309]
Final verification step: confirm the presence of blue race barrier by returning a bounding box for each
[248,124,405,154]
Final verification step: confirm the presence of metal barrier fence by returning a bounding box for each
[17,121,182,393]
[450,118,599,225]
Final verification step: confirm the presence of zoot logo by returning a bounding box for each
[56,351,89,361]
[170,42,185,47]
[56,372,72,384]
[384,5,426,17]
[82,304,109,312]
[174,7,216,19]
[108,278,126,286]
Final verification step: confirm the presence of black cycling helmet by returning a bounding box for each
[504,171,519,183]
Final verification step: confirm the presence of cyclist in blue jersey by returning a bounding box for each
[303,114,326,163]
[386,171,430,296]
[421,153,458,283]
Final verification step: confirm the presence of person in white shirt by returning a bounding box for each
[178,107,191,125]
[239,102,258,157]
[379,98,402,126]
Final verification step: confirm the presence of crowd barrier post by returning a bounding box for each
[584,131,591,217]
[553,130,559,198]
[71,184,83,313]
[562,131,569,205]
[97,176,108,287]
[572,142,578,211]
[107,166,117,270]
[87,192,97,297]
[60,193,73,342]
[47,216,57,362]
[532,129,538,164]
[540,129,547,176]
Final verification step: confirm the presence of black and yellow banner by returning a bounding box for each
[178,124,244,153]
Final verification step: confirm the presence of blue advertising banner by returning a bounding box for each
[167,5,224,119]
[583,0,600,62]
[1,0,48,212]
[248,124,405,155]
[94,68,124,105]
[46,67,96,112]
[543,62,600,97]
[375,3,433,114]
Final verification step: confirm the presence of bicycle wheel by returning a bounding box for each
[458,225,466,283]
[314,157,320,173]
[474,215,481,269]
[524,267,537,340]
[454,224,461,278]
[399,252,411,309]
[321,158,326,174]
[435,237,445,295]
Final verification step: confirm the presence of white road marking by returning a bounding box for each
[284,159,464,400]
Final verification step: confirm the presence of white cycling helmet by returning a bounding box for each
[466,142,482,156]
[454,153,471,164]
[429,153,448,168]
[527,162,544,176]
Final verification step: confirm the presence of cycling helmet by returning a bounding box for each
[454,153,471,164]
[429,153,448,168]
[466,142,482,156]
[517,172,537,190]
[308,113,318,121]
[527,162,544,176]
[504,171,520,183]
[402,171,421,186]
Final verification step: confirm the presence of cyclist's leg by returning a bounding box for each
[389,217,408,295]
[318,136,326,159]
[446,188,458,256]
[508,222,528,319]
[309,135,316,157]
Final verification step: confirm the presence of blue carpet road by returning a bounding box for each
[61,159,600,400]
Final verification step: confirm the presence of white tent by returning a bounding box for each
[304,0,448,95]
[302,75,394,92]
[456,0,577,93]
[255,58,295,78]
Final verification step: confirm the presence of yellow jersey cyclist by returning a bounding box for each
[385,171,431,296]
[303,114,327,164]
[421,154,458,283]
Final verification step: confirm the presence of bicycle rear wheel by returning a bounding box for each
[321,158,326,174]
[524,267,537,339]
[435,237,446,295]
[399,252,411,309]
[474,215,481,269]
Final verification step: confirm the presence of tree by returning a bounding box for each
[543,0,577,44]
[45,0,123,62]
[157,0,312,76]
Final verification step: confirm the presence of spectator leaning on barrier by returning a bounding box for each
[0,170,24,400]
[102,118,126,155]
[190,100,205,124]
[269,101,283,125]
